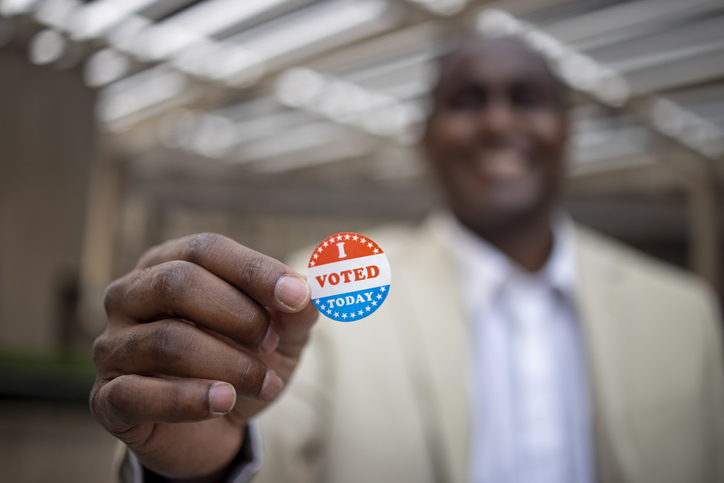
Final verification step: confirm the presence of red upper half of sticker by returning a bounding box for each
[308,232,384,268]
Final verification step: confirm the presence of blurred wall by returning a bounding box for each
[0,48,96,353]
[0,401,117,483]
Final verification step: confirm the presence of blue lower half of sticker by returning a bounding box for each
[313,285,390,322]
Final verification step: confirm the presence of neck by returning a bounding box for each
[464,213,555,272]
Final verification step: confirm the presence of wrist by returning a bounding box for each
[143,424,254,483]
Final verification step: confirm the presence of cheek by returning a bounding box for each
[527,114,568,195]
[529,113,567,154]
[427,115,476,153]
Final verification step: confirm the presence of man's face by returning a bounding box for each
[423,37,568,235]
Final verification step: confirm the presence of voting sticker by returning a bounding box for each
[307,233,391,322]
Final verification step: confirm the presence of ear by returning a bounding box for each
[419,117,433,161]
[417,115,441,178]
[559,109,571,143]
[420,106,436,153]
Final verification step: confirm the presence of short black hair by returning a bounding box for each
[429,34,571,112]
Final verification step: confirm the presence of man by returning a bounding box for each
[91,36,724,483]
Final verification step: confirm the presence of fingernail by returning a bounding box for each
[209,382,236,415]
[260,328,279,354]
[259,371,283,403]
[275,276,309,310]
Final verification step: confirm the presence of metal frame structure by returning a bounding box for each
[1,0,722,300]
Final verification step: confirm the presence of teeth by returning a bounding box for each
[476,149,527,179]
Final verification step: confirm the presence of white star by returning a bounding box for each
[317,247,323,253]
[372,301,377,306]
[310,261,315,266]
[327,309,332,314]
[380,287,386,292]
[313,253,318,259]
[373,248,379,254]
[365,306,371,312]
[360,238,366,244]
[337,235,342,241]
[367,243,373,248]
[315,299,320,305]
[323,241,328,247]
[342,312,348,319]
[358,310,364,316]
[377,294,382,299]
[344,234,350,240]
[352,235,358,241]
[350,312,356,318]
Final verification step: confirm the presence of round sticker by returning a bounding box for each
[307,232,391,322]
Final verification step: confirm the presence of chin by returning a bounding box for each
[455,196,551,236]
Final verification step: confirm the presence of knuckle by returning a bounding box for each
[182,232,222,264]
[237,305,270,346]
[149,261,194,307]
[166,386,188,421]
[92,333,112,367]
[98,322,192,373]
[147,321,192,366]
[102,379,132,424]
[239,252,272,287]
[90,379,130,432]
[97,328,138,369]
[88,381,103,422]
[103,277,125,315]
[233,357,266,394]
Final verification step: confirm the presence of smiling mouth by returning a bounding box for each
[474,147,529,180]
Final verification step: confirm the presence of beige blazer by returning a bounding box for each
[254,220,724,483]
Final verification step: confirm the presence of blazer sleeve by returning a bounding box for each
[250,317,336,483]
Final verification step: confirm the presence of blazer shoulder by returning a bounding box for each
[574,224,718,310]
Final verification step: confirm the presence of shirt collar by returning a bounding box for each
[430,210,578,319]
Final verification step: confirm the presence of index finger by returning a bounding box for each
[136,233,310,313]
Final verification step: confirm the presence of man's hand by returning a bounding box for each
[90,233,317,479]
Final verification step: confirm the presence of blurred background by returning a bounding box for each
[1,0,723,480]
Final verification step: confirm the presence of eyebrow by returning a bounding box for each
[434,66,569,110]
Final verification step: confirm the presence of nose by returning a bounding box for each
[476,99,517,141]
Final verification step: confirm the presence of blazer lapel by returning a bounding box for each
[575,227,641,483]
[392,221,471,483]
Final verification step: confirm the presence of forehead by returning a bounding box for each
[435,37,556,93]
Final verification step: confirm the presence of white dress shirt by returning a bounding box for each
[432,212,595,483]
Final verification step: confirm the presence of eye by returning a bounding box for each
[447,86,486,111]
[510,83,552,109]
